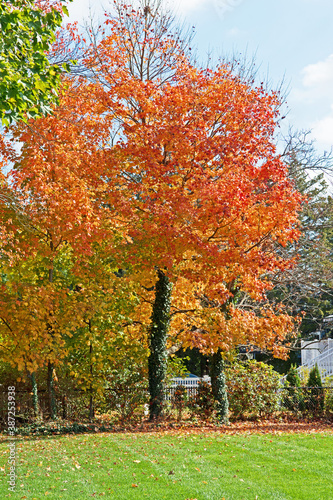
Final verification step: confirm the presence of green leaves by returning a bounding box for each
[0,0,71,125]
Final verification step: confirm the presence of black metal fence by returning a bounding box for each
[281,386,333,416]
[0,389,93,428]
[1,386,333,429]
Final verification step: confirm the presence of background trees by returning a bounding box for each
[266,131,333,353]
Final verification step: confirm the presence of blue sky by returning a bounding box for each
[67,0,333,152]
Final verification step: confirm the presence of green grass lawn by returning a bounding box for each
[1,430,333,499]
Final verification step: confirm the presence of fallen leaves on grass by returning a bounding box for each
[108,418,333,436]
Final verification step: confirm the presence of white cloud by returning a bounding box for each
[311,105,333,150]
[302,54,333,89]
[303,55,333,149]
[290,54,333,151]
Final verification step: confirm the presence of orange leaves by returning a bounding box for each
[77,12,302,353]
[177,300,299,356]
[0,8,304,366]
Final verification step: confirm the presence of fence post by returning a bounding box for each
[62,394,67,420]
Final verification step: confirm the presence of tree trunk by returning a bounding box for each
[211,349,229,424]
[27,371,39,418]
[47,361,57,420]
[148,269,172,421]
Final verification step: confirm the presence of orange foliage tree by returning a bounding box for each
[79,2,302,419]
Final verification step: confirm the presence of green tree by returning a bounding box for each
[266,131,333,369]
[306,364,324,415]
[307,364,323,388]
[0,0,71,125]
[286,364,301,387]
[284,363,303,413]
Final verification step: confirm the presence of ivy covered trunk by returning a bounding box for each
[211,349,229,424]
[47,361,57,420]
[148,269,172,421]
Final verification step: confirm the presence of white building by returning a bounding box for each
[300,338,333,383]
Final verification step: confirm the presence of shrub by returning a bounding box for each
[226,361,281,419]
[283,364,304,413]
[172,384,187,420]
[324,389,333,417]
[105,367,148,421]
[188,381,216,420]
[307,364,322,387]
[306,364,324,416]
[286,364,301,387]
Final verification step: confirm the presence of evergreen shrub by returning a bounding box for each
[306,364,324,415]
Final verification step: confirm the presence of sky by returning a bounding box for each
[66,0,333,153]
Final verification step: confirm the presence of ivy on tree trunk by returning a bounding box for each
[211,349,229,424]
[148,269,172,421]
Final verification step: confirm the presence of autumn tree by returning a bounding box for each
[80,1,302,420]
